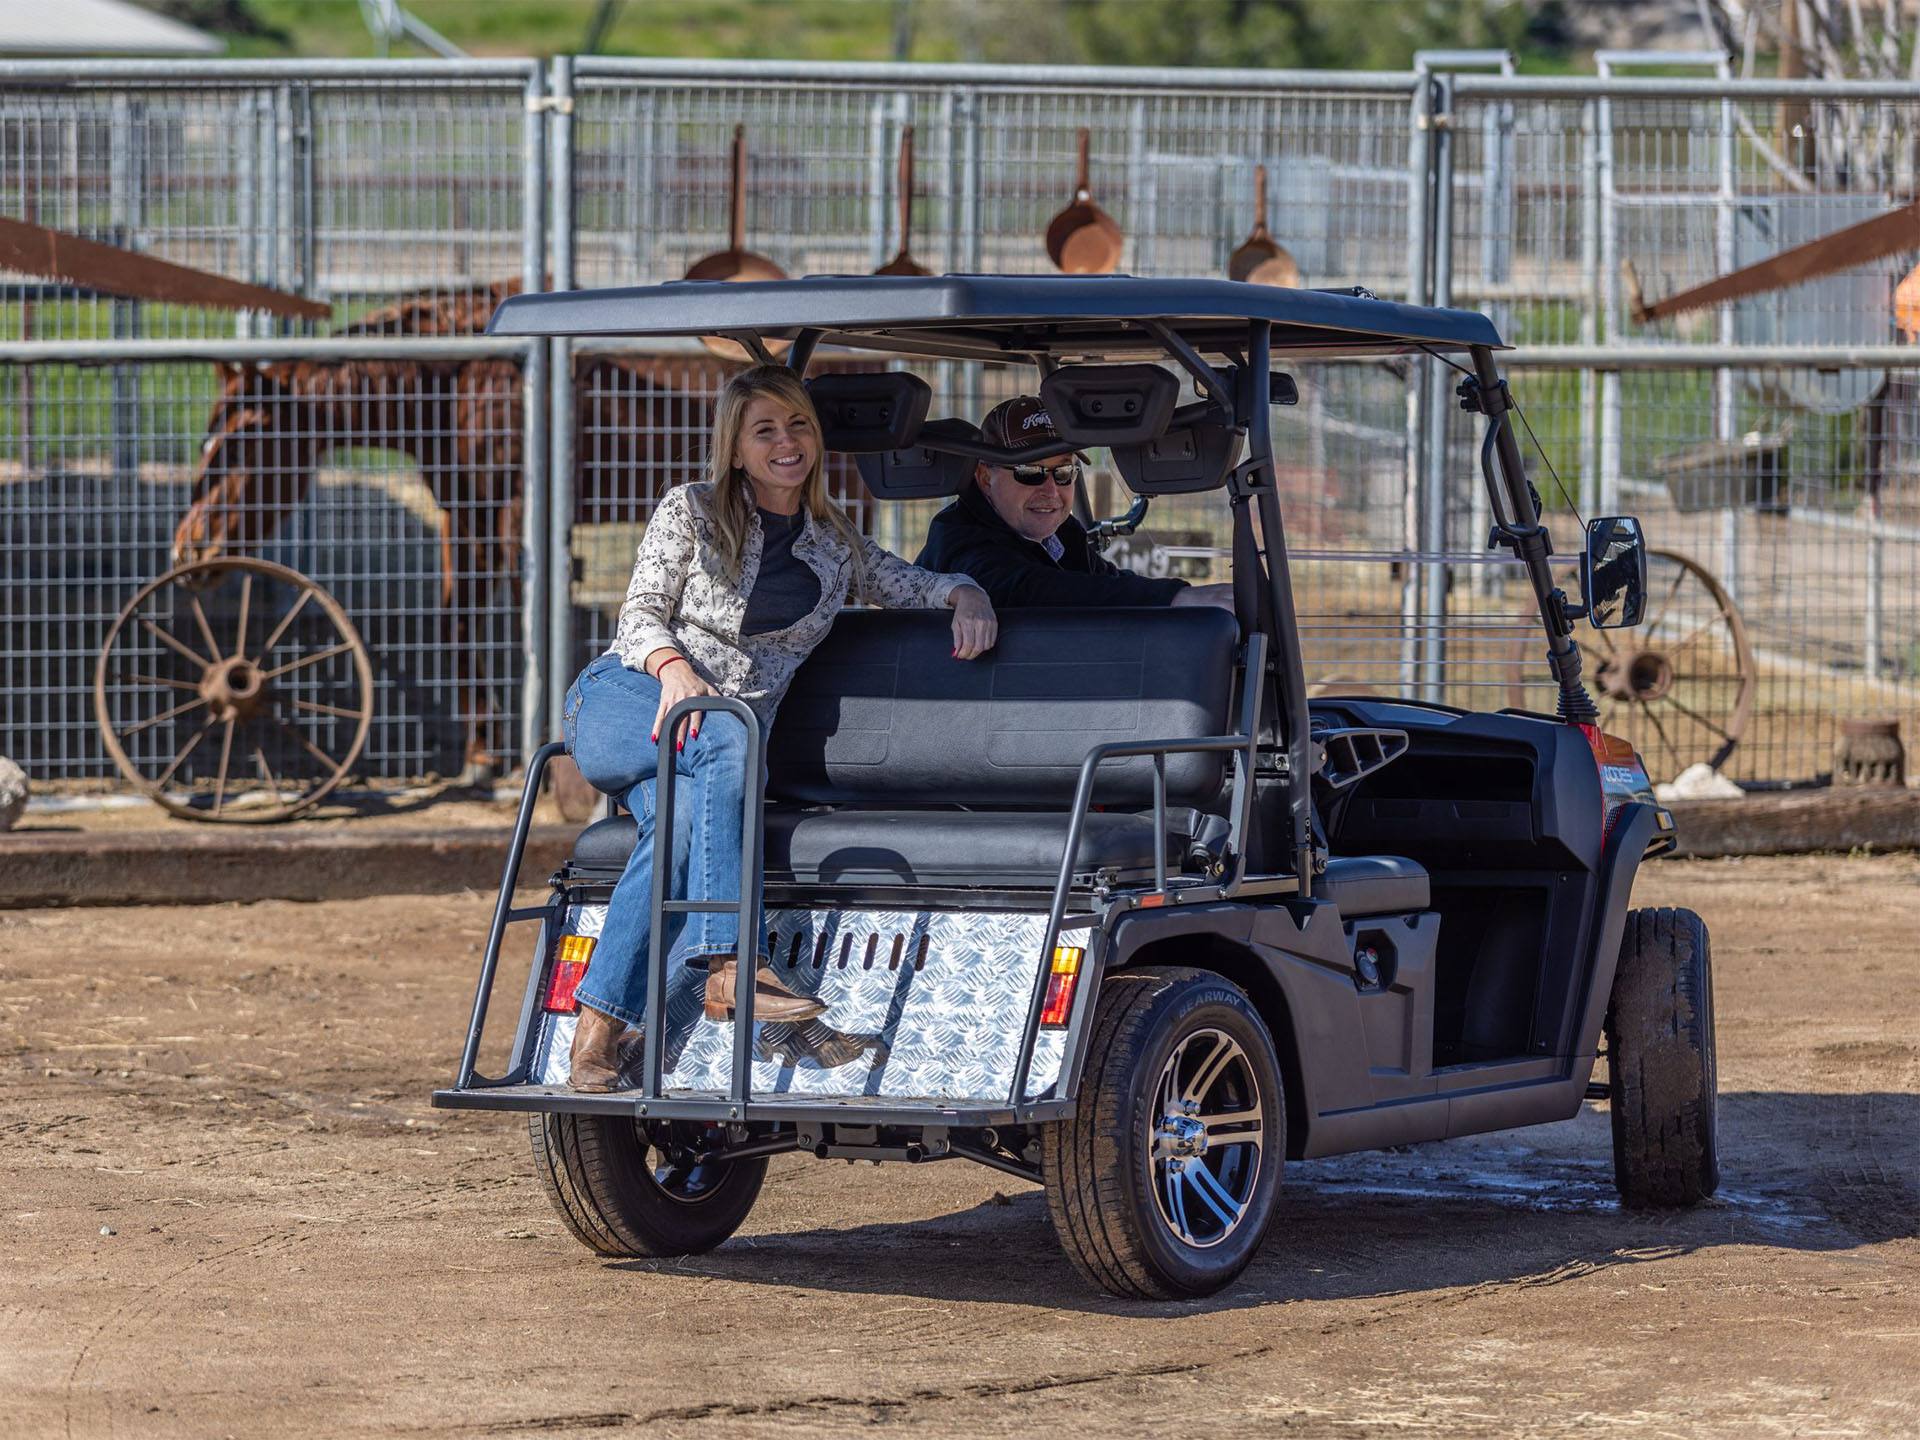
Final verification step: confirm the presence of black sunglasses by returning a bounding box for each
[1006,463,1082,488]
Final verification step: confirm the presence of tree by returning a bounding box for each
[1699,0,1920,192]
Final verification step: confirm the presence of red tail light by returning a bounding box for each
[1039,946,1085,1028]
[543,934,596,1014]
[1578,723,1655,846]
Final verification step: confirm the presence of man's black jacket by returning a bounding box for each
[914,481,1188,609]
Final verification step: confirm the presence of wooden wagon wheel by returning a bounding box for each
[94,557,374,823]
[1569,547,1756,781]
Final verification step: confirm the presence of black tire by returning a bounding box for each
[528,1114,767,1257]
[1605,907,1719,1208]
[1041,967,1285,1300]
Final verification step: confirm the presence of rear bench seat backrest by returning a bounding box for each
[768,606,1240,809]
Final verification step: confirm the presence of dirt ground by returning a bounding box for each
[3,855,1917,1439]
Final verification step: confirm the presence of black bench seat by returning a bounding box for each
[572,806,1167,889]
[561,607,1430,913]
[569,811,1428,911]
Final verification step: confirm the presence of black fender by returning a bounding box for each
[1568,801,1665,1080]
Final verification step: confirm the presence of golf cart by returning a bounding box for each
[433,276,1715,1301]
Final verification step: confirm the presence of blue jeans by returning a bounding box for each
[562,653,762,1029]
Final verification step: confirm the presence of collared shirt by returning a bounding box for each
[612,481,974,728]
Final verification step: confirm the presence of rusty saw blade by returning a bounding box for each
[0,215,330,320]
[1626,197,1920,325]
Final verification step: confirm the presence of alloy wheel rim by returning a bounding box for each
[1148,1026,1263,1249]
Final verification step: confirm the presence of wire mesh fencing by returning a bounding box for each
[0,62,540,343]
[0,345,534,792]
[6,57,1920,796]
[565,63,1417,292]
[0,62,544,792]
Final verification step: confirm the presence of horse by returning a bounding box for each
[171,280,735,780]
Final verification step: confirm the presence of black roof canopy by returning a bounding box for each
[486,275,1506,362]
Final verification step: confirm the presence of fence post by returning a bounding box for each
[1713,55,1741,603]
[1596,76,1621,518]
[295,85,316,321]
[546,56,577,741]
[1866,491,1884,681]
[108,92,140,481]
[521,62,551,757]
[1415,50,1512,604]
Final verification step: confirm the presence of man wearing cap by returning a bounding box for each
[914,395,1235,610]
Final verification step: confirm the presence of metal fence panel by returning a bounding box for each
[1446,75,1920,784]
[7,57,1920,794]
[0,64,543,787]
[0,344,535,787]
[559,63,1429,737]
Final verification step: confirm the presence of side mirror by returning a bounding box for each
[1582,516,1647,628]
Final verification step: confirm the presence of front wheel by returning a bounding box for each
[528,1114,766,1257]
[1041,967,1285,1300]
[1605,907,1719,1208]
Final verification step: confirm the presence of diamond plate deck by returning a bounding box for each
[529,903,1071,1104]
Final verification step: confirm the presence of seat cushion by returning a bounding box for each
[1324,854,1428,916]
[769,606,1239,810]
[568,808,1167,890]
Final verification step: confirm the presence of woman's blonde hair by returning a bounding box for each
[705,364,867,598]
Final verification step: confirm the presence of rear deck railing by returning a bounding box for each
[450,635,1300,1119]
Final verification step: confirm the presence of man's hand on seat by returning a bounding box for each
[1171,582,1236,610]
[949,584,999,660]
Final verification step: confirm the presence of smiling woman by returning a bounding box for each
[555,364,996,1092]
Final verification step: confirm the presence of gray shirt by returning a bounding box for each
[740,507,822,637]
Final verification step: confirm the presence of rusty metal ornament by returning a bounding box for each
[688,126,790,362]
[95,557,373,822]
[1228,166,1301,288]
[875,125,932,278]
[0,215,329,321]
[1045,128,1123,275]
[1569,548,1756,780]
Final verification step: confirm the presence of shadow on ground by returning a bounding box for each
[605,1090,1918,1315]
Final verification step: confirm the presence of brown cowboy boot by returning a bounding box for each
[568,1004,631,1092]
[703,959,828,1023]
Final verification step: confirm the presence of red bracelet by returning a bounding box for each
[653,655,690,680]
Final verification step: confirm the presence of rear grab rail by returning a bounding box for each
[641,695,768,1110]
[454,638,1288,1118]
[456,739,568,1090]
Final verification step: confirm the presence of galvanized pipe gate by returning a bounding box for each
[3,56,1918,791]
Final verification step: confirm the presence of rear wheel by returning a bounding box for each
[1041,967,1284,1300]
[528,1114,766,1257]
[1605,907,1719,1208]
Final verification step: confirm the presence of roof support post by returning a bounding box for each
[1466,344,1598,725]
[1244,320,1318,893]
[546,55,578,740]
